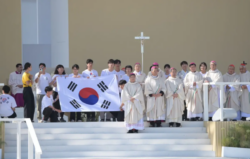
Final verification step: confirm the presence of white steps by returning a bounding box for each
[4,122,216,159]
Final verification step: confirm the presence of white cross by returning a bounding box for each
[135,32,150,72]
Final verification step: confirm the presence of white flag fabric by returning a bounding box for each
[57,75,120,112]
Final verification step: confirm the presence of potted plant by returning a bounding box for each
[222,122,250,158]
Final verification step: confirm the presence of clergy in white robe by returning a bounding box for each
[205,61,225,120]
[239,63,250,120]
[177,61,189,81]
[133,63,147,90]
[121,73,145,133]
[147,62,166,82]
[183,63,204,121]
[8,63,24,107]
[165,68,185,127]
[145,66,166,127]
[223,64,241,120]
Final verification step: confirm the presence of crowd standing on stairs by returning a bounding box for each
[0,59,250,133]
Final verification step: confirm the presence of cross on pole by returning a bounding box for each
[135,32,150,72]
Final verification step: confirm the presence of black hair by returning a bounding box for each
[2,85,10,94]
[16,63,22,68]
[39,63,46,68]
[189,63,196,67]
[107,59,115,64]
[72,64,79,70]
[164,64,171,69]
[119,80,127,86]
[180,61,188,66]
[86,59,93,64]
[199,62,207,70]
[54,64,66,75]
[114,59,121,64]
[149,65,153,71]
[23,62,31,70]
[125,65,132,73]
[45,86,53,93]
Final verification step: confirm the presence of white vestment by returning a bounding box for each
[133,71,147,91]
[121,82,145,130]
[239,71,250,117]
[145,76,166,121]
[148,68,166,82]
[223,73,241,120]
[183,72,204,118]
[165,77,185,123]
[8,72,23,95]
[206,69,225,117]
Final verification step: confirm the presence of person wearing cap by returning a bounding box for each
[239,62,250,120]
[177,61,189,81]
[223,64,241,120]
[147,62,165,82]
[183,63,204,121]
[121,73,145,133]
[205,61,225,121]
[165,68,185,127]
[145,66,166,127]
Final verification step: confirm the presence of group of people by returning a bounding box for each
[0,59,250,133]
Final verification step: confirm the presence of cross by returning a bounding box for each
[135,32,150,72]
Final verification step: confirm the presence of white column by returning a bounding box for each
[50,0,69,68]
[203,84,208,121]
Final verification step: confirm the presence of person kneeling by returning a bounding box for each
[42,86,61,123]
[0,85,17,119]
[121,73,145,133]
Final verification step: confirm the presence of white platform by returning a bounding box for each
[4,122,219,159]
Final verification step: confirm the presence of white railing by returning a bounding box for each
[0,118,42,159]
[203,82,250,121]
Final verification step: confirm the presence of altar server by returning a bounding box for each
[9,63,24,107]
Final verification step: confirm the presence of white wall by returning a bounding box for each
[21,0,69,69]
[21,0,38,44]
[51,0,69,68]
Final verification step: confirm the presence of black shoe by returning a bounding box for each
[209,117,213,121]
[176,123,181,127]
[101,119,104,121]
[60,118,66,122]
[169,122,174,127]
[133,129,138,133]
[127,130,133,133]
[91,117,96,121]
[156,120,162,127]
[106,119,111,121]
[149,122,155,127]
[190,118,196,121]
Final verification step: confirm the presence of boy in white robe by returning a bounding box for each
[165,68,185,127]
[121,73,145,133]
[239,62,250,120]
[145,66,166,127]
[205,61,225,121]
[223,64,241,120]
[8,63,24,107]
[148,62,166,82]
[183,63,204,121]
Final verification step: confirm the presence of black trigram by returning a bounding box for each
[68,81,77,92]
[97,81,108,92]
[70,99,81,109]
[101,100,111,109]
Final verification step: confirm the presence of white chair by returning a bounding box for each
[212,108,237,121]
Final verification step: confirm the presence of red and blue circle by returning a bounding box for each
[79,88,99,105]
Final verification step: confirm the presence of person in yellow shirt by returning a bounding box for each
[22,62,35,122]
